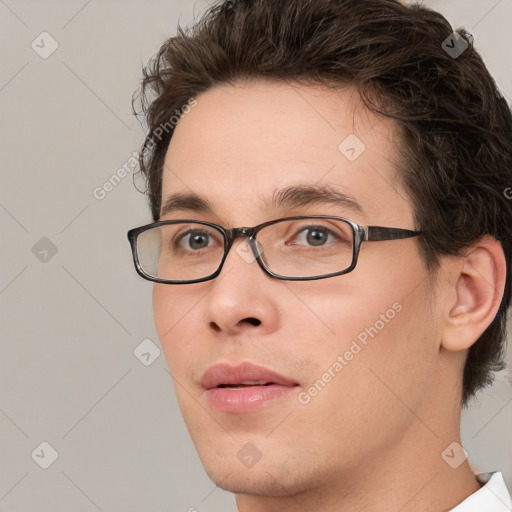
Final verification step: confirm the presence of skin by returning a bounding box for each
[151,80,506,511]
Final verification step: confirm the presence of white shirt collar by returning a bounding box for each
[449,472,512,511]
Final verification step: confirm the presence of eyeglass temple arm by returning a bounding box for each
[364,226,422,241]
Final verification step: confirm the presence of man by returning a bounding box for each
[127,0,512,510]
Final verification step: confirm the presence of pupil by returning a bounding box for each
[189,232,208,249]
[307,228,327,246]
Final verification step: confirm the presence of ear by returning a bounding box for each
[442,236,507,351]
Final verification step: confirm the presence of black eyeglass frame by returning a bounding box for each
[127,215,422,284]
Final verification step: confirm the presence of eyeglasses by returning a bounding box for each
[127,216,422,284]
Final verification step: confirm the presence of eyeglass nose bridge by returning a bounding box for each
[217,226,264,274]
[222,226,262,262]
[224,226,258,246]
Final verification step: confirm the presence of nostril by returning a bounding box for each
[209,321,221,332]
[244,317,261,326]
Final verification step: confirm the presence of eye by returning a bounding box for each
[290,225,340,247]
[177,229,214,250]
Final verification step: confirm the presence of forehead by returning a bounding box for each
[161,80,413,226]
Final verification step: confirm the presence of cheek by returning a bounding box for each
[292,286,437,462]
[301,255,438,407]
[152,284,200,375]
[152,284,172,332]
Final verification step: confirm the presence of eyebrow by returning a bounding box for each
[160,184,364,218]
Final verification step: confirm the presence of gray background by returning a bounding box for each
[0,0,511,510]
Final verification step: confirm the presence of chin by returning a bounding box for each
[196,442,327,499]
[204,463,305,497]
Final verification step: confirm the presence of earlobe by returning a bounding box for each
[442,237,506,352]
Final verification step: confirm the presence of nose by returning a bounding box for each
[201,236,279,336]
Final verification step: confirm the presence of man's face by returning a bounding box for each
[153,80,441,496]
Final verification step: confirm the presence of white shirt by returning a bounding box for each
[449,472,512,511]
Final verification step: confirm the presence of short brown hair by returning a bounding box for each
[132,0,512,406]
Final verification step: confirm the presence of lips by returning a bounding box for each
[200,362,299,413]
[200,362,298,390]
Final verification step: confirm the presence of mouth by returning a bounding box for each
[217,381,280,389]
[200,362,299,413]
